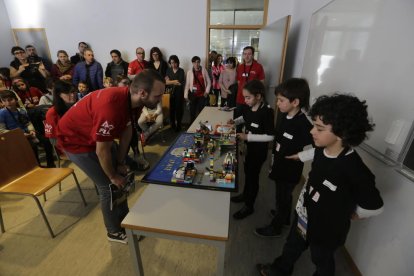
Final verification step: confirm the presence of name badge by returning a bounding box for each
[251,123,259,128]
[312,191,320,202]
[275,142,280,152]
[283,132,293,139]
[322,180,337,191]
[192,86,197,92]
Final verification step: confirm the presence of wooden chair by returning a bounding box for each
[0,129,87,238]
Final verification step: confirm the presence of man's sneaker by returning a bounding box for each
[107,231,128,244]
[233,205,254,220]
[254,224,282,238]
[231,194,245,203]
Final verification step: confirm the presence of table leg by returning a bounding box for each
[216,241,226,276]
[126,229,144,276]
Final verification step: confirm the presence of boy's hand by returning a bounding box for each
[285,154,300,161]
[351,213,361,220]
[236,133,247,141]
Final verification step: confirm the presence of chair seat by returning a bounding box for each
[0,167,74,196]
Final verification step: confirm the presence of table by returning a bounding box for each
[121,184,230,276]
[187,106,234,133]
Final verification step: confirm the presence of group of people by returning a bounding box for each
[0,42,385,276]
[226,72,384,275]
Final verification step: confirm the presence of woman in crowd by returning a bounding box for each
[51,50,74,81]
[184,56,211,123]
[211,54,225,106]
[44,80,77,153]
[165,55,185,131]
[149,47,168,78]
[219,57,237,107]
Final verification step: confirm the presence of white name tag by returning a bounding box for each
[251,123,259,128]
[275,142,280,152]
[283,132,293,139]
[322,179,337,191]
[312,191,320,202]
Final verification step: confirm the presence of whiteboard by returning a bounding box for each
[301,0,414,161]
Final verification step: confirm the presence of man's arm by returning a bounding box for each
[116,124,132,167]
[96,141,124,187]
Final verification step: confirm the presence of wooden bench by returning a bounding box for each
[0,129,87,238]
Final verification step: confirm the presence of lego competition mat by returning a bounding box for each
[141,132,238,192]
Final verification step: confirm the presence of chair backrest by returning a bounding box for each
[0,129,38,187]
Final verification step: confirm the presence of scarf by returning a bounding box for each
[56,60,73,73]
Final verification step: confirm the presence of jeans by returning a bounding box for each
[66,147,129,233]
[271,215,337,276]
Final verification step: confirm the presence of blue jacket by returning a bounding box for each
[73,61,104,91]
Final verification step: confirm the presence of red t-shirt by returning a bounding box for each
[45,106,59,139]
[236,61,265,104]
[57,87,142,153]
[17,87,43,106]
[193,70,205,97]
[45,106,65,153]
[127,59,149,75]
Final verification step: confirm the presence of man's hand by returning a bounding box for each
[236,133,247,141]
[110,174,126,189]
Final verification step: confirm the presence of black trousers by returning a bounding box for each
[271,181,298,229]
[189,95,206,124]
[242,149,266,208]
[271,216,337,276]
[169,88,184,128]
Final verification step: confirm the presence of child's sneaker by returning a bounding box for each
[107,231,128,244]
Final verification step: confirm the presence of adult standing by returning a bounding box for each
[211,54,225,106]
[57,69,165,243]
[148,47,168,78]
[219,57,237,107]
[72,48,104,92]
[235,46,265,119]
[128,47,149,79]
[105,49,129,83]
[51,50,74,81]
[165,55,185,131]
[184,56,211,124]
[9,46,49,92]
[70,42,89,65]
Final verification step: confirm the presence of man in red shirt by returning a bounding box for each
[58,69,165,244]
[127,47,149,79]
[235,46,265,125]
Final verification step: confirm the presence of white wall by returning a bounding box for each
[284,0,333,78]
[3,0,207,72]
[0,0,15,67]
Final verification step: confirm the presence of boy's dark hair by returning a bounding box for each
[243,79,266,100]
[275,78,310,111]
[191,56,201,63]
[168,55,180,66]
[78,81,88,87]
[309,94,375,147]
[0,67,11,79]
[78,41,88,47]
[0,90,18,101]
[53,80,76,117]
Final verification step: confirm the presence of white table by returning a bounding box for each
[121,184,230,276]
[187,106,234,133]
